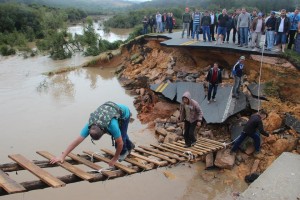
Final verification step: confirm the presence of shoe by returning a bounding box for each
[207,100,211,104]
[191,141,196,146]
[238,44,243,47]
[118,150,129,162]
[232,95,236,98]
[212,98,216,102]
[184,144,191,148]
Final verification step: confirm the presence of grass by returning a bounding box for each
[283,49,300,69]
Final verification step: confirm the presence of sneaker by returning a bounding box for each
[184,144,191,148]
[238,44,243,47]
[207,100,211,104]
[118,150,129,162]
[191,141,196,146]
[212,98,216,102]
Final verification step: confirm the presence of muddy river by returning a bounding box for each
[0,27,247,200]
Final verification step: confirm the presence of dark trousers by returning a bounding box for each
[184,120,197,146]
[210,24,215,40]
[116,117,133,155]
[288,30,297,49]
[207,83,218,101]
[231,132,261,152]
[233,27,240,44]
[188,21,193,36]
[225,28,232,42]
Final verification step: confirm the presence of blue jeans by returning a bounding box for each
[231,132,261,152]
[116,117,133,155]
[266,30,275,49]
[239,27,249,46]
[202,26,211,41]
[143,26,148,34]
[208,83,218,100]
[192,24,200,40]
[233,76,241,96]
[276,32,287,44]
[156,22,162,33]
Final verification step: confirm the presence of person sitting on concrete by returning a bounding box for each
[232,56,245,99]
[231,110,269,155]
[206,62,222,103]
[179,91,203,148]
[50,101,135,167]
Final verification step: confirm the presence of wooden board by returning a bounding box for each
[150,144,189,159]
[172,142,210,153]
[83,151,137,174]
[67,153,117,178]
[8,154,65,188]
[198,138,225,147]
[139,145,186,161]
[0,170,26,194]
[162,143,203,156]
[195,141,223,150]
[177,140,218,151]
[130,152,168,166]
[134,148,177,164]
[36,151,94,181]
[100,149,153,171]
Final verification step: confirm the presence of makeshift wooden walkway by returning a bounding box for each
[0,138,224,196]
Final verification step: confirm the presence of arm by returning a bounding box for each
[108,137,123,167]
[258,120,269,137]
[50,136,85,164]
[194,101,203,125]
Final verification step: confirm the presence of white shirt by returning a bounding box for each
[210,14,214,24]
[278,17,285,32]
[255,19,263,32]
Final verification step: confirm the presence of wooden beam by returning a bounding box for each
[134,148,177,164]
[177,140,217,151]
[130,152,168,166]
[198,138,225,147]
[8,154,65,188]
[172,142,210,153]
[150,144,189,159]
[67,153,117,178]
[100,149,153,171]
[161,143,203,156]
[0,170,26,194]
[36,151,95,181]
[139,145,186,161]
[83,151,137,174]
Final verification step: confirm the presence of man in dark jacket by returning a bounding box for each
[232,56,245,98]
[149,15,156,33]
[201,10,212,42]
[206,62,222,103]
[210,11,217,41]
[179,91,203,147]
[266,11,277,51]
[231,110,269,155]
[275,9,291,52]
[182,7,191,38]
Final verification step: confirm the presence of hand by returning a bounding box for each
[50,155,64,164]
[197,121,202,127]
[108,158,117,167]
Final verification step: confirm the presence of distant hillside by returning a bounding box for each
[0,0,136,12]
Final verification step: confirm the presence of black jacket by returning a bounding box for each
[243,114,269,136]
[275,17,291,34]
[206,68,222,84]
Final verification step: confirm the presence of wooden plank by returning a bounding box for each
[162,143,203,155]
[169,143,205,155]
[36,151,94,181]
[0,170,26,194]
[83,151,137,174]
[177,140,219,151]
[196,139,224,148]
[172,141,210,153]
[134,148,177,164]
[100,149,153,171]
[8,154,65,188]
[195,141,223,150]
[130,152,168,166]
[198,138,225,147]
[150,144,189,159]
[139,145,186,161]
[67,153,117,178]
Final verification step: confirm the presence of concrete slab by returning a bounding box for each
[239,152,300,200]
[247,83,268,100]
[285,113,300,133]
[247,94,261,111]
[145,32,279,57]
[176,82,205,104]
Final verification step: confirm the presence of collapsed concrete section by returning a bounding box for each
[239,152,300,200]
[151,82,247,123]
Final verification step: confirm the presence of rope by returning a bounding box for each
[257,36,265,112]
[222,134,241,148]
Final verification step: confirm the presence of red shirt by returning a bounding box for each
[211,69,218,83]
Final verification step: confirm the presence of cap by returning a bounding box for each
[271,11,275,15]
[240,56,245,60]
[258,12,263,16]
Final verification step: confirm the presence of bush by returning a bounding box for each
[0,45,16,56]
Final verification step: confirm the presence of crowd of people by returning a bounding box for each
[142,7,300,53]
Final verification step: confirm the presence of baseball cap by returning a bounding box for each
[271,11,275,15]
[258,12,263,16]
[240,56,245,60]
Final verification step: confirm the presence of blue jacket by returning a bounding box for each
[288,13,300,30]
[232,61,244,77]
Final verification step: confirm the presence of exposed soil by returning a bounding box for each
[96,36,300,186]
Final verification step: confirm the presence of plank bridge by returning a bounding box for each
[0,138,224,196]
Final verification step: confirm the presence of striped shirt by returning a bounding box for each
[193,13,201,24]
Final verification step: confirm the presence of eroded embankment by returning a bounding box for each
[93,36,300,181]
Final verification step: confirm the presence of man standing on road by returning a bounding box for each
[182,7,192,38]
[237,8,251,48]
[215,9,229,45]
[210,11,217,41]
[287,8,300,49]
[206,63,222,103]
[275,9,291,53]
[201,10,212,42]
[233,9,241,45]
[50,101,135,167]
[232,56,245,99]
[265,11,277,51]
[250,12,265,49]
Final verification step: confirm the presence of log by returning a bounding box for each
[250,159,260,174]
